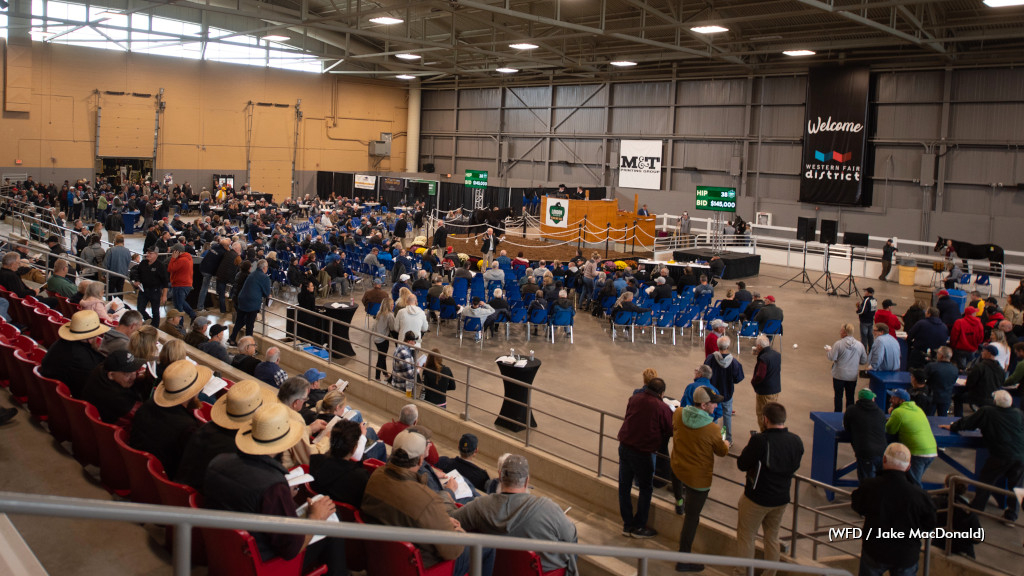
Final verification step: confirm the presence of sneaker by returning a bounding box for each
[621,525,633,537]
[675,563,704,572]
[630,527,658,539]
[0,406,17,425]
[675,499,684,515]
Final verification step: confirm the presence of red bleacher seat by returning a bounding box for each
[36,367,71,444]
[85,406,131,497]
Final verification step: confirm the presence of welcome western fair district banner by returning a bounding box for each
[618,140,663,190]
[799,67,873,207]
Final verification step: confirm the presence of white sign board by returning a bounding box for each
[354,174,376,190]
[618,140,663,190]
[544,198,569,228]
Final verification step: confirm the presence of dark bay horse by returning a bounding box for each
[935,236,1004,272]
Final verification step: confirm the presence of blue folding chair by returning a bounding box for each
[610,310,636,342]
[364,301,382,329]
[975,274,991,297]
[510,307,528,337]
[674,306,702,344]
[459,316,484,348]
[470,274,486,300]
[600,296,617,317]
[437,303,459,335]
[452,278,469,306]
[413,289,429,307]
[634,309,655,343]
[653,304,680,345]
[526,308,548,342]
[549,307,574,343]
[761,319,783,348]
[736,321,761,354]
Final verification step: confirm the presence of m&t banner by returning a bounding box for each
[799,67,873,207]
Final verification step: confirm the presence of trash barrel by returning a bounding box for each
[898,265,918,286]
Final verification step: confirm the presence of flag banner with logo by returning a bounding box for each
[618,140,663,190]
[799,67,873,206]
[354,174,376,190]
[544,198,569,228]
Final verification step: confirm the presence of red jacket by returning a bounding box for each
[874,309,902,336]
[949,315,984,352]
[167,252,194,288]
[377,420,440,465]
[705,332,720,358]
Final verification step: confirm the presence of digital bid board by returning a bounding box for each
[695,186,737,213]
[465,170,488,189]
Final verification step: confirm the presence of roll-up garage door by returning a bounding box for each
[97,94,157,158]
[249,106,294,201]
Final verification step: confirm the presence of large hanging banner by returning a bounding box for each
[618,140,663,190]
[799,67,873,207]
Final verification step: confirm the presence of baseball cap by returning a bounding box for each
[209,324,227,337]
[392,429,428,459]
[882,299,894,308]
[46,235,60,244]
[399,274,410,282]
[983,344,1000,356]
[193,316,211,328]
[937,290,948,297]
[104,349,146,373]
[764,295,776,303]
[693,386,725,404]
[890,388,911,402]
[458,433,478,453]
[303,368,327,384]
[710,319,726,329]
[858,389,876,401]
[372,277,383,286]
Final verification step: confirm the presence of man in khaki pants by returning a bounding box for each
[734,403,804,576]
[749,334,782,431]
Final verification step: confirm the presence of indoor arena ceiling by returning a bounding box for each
[21,0,1024,85]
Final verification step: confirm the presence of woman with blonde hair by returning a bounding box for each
[314,389,364,424]
[371,295,395,382]
[642,368,659,386]
[79,281,110,321]
[156,338,187,383]
[128,325,160,397]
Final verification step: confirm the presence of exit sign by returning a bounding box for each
[464,170,488,189]
[695,186,737,213]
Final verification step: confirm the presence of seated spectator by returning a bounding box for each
[453,454,577,576]
[422,349,456,409]
[204,403,348,575]
[79,349,146,424]
[46,258,78,298]
[278,376,329,469]
[129,359,205,479]
[40,310,108,396]
[437,433,491,492]
[159,308,187,339]
[647,276,673,302]
[176,379,273,489]
[377,403,440,465]
[460,297,494,342]
[310,419,373,507]
[411,270,431,291]
[720,289,741,311]
[184,316,211,348]
[198,324,229,362]
[254,346,288,388]
[483,261,505,283]
[78,281,112,321]
[100,310,144,356]
[230,336,260,375]
[361,429,495,576]
[313,389,365,425]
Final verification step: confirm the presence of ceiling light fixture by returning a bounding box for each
[610,60,637,67]
[396,74,416,80]
[509,42,538,50]
[395,53,421,60]
[984,0,1024,6]
[783,50,816,56]
[690,25,729,34]
[495,67,518,73]
[261,35,290,42]
[369,16,404,25]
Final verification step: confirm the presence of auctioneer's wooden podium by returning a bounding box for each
[539,197,656,247]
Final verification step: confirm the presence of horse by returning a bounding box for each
[934,236,1004,272]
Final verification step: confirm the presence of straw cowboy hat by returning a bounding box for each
[58,310,110,341]
[153,359,211,408]
[210,379,278,430]
[236,403,306,456]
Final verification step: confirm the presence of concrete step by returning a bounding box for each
[0,513,50,576]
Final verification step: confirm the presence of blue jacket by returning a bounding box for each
[681,377,723,421]
[908,316,948,359]
[237,269,272,312]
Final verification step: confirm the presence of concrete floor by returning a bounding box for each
[0,216,1019,575]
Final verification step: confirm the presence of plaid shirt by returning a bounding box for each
[254,361,288,388]
[392,344,417,384]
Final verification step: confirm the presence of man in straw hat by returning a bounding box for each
[362,429,495,576]
[204,402,348,575]
[79,349,146,425]
[40,310,109,397]
[176,379,276,490]
[129,359,207,479]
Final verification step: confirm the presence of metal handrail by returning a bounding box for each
[0,230,133,299]
[0,491,854,576]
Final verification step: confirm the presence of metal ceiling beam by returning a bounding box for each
[792,0,947,54]
[618,0,742,62]
[448,0,747,65]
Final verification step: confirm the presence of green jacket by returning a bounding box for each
[46,274,77,298]
[885,401,937,456]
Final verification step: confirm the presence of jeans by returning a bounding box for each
[677,483,710,554]
[230,309,258,342]
[932,391,952,417]
[858,552,917,576]
[952,349,977,372]
[451,545,495,576]
[860,321,874,351]
[136,288,163,326]
[856,457,883,484]
[0,298,10,322]
[833,378,857,412]
[216,281,229,313]
[617,444,655,531]
[907,455,934,488]
[197,273,214,310]
[734,494,786,576]
[971,456,1024,520]
[170,286,195,319]
[720,397,734,442]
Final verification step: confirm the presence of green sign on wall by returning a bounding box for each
[465,170,488,189]
[695,186,737,213]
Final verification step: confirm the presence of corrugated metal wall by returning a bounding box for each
[419,68,1024,246]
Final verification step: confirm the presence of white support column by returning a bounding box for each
[406,83,422,173]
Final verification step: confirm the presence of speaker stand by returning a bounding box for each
[833,249,861,298]
[781,242,815,292]
[809,244,837,294]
